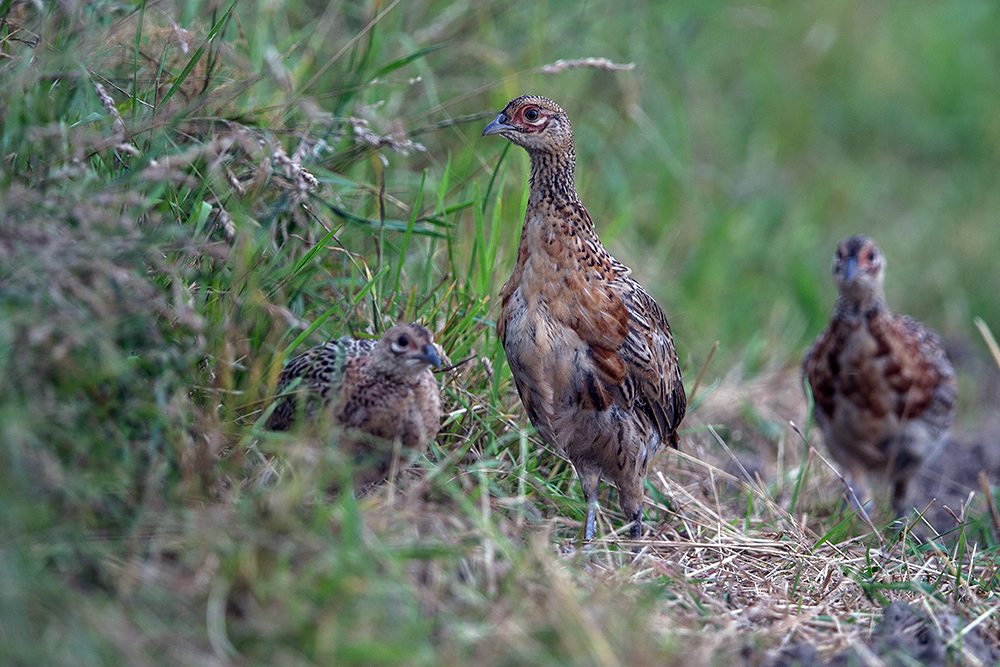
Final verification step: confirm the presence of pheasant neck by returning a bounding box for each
[834,292,887,319]
[527,149,578,206]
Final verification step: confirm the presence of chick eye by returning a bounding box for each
[523,108,540,122]
[396,334,409,347]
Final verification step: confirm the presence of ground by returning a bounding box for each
[4,1,1000,664]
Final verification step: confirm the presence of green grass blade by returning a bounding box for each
[394,170,426,293]
[131,0,146,123]
[158,0,236,108]
[482,142,510,214]
[371,43,447,79]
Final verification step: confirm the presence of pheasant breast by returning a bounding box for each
[484,95,686,539]
[267,323,442,487]
[803,235,956,515]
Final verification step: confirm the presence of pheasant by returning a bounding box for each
[803,235,957,516]
[266,323,443,487]
[483,95,687,540]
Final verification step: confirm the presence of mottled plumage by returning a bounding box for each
[483,95,687,540]
[267,323,443,487]
[803,236,957,515]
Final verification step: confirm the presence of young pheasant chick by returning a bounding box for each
[803,236,957,516]
[483,95,687,540]
[266,323,442,487]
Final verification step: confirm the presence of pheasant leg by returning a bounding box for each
[580,469,602,542]
[628,508,643,540]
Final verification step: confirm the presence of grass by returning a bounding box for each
[2,0,1000,664]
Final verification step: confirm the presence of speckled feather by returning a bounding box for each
[485,95,686,539]
[802,236,956,514]
[266,323,442,486]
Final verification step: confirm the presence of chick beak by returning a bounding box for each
[419,344,442,369]
[843,256,859,282]
[482,113,515,137]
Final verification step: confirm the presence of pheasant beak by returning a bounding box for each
[419,344,442,369]
[482,113,515,137]
[843,256,859,282]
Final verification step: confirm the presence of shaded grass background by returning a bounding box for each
[2,0,1000,664]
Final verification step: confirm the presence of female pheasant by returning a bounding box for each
[803,236,957,516]
[266,323,443,487]
[483,95,687,540]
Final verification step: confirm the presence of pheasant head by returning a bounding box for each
[370,323,441,382]
[483,95,578,200]
[832,234,887,313]
[482,95,574,154]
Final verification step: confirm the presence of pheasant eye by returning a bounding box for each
[523,108,540,122]
[867,250,877,262]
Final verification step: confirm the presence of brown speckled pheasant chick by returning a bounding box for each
[483,95,687,540]
[803,236,957,516]
[266,323,442,487]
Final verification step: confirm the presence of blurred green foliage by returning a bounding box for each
[3,0,1000,664]
[465,1,1000,375]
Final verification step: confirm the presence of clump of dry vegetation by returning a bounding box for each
[3,0,1000,665]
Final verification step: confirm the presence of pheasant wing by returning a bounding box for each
[548,204,686,444]
[877,314,957,434]
[614,281,687,446]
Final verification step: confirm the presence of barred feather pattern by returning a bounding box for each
[802,235,956,514]
[485,95,686,539]
[266,323,442,487]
